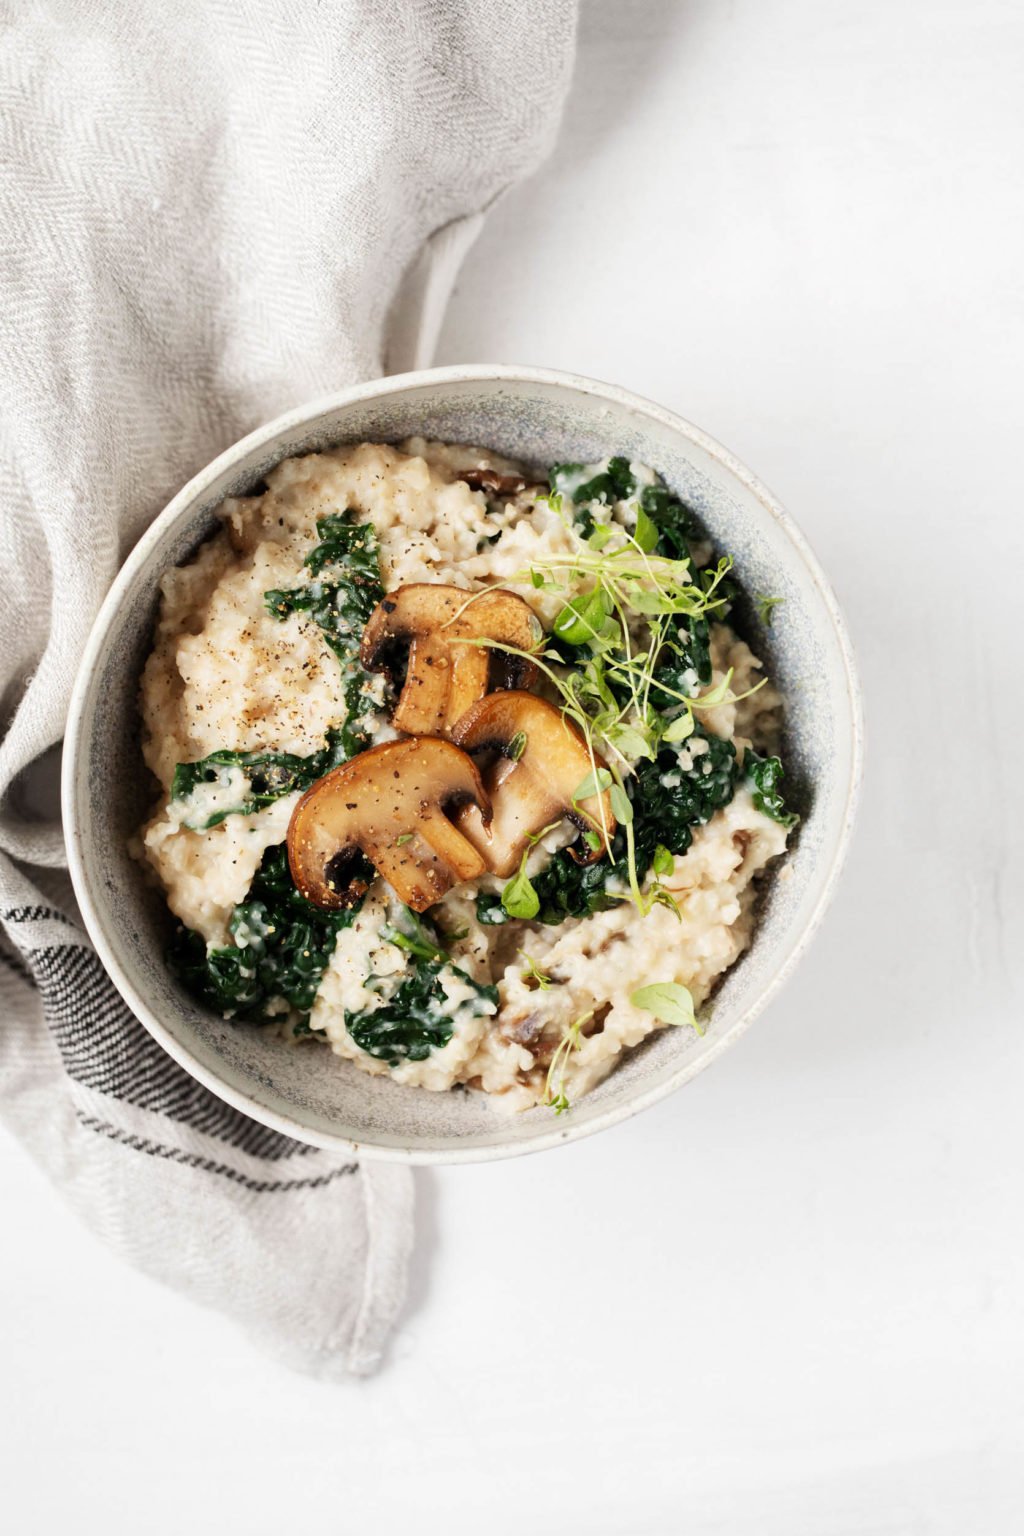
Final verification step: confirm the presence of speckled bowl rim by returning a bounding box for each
[63,364,863,1164]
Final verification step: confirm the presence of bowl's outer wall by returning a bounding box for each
[65,370,860,1161]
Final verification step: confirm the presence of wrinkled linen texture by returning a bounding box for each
[0,0,576,1377]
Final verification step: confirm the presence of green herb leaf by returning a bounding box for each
[755,593,785,627]
[520,954,554,990]
[631,982,700,1029]
[647,886,683,919]
[526,817,564,849]
[662,712,695,744]
[543,1010,592,1111]
[652,844,675,877]
[608,724,656,761]
[381,909,449,964]
[552,587,612,647]
[690,670,734,710]
[609,784,633,824]
[633,505,660,553]
[507,730,528,762]
[502,866,540,920]
[625,586,689,616]
[573,767,613,802]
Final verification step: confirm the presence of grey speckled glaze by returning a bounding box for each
[62,366,862,1163]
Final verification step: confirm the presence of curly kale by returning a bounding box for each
[650,613,712,694]
[170,844,365,1025]
[527,850,620,926]
[169,730,350,830]
[345,910,498,1065]
[347,962,498,1065]
[549,457,636,540]
[638,483,715,684]
[550,455,635,507]
[172,862,495,1067]
[636,482,699,561]
[634,731,738,861]
[264,511,387,757]
[745,750,799,827]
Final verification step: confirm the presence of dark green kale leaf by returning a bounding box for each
[638,482,699,561]
[652,614,713,690]
[170,730,350,829]
[550,457,638,539]
[475,892,511,925]
[640,483,728,685]
[264,511,386,757]
[170,844,365,1024]
[557,456,636,506]
[529,849,620,925]
[347,961,498,1066]
[335,670,379,760]
[745,750,799,828]
[630,729,738,869]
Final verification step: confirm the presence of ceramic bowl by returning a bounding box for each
[63,365,862,1163]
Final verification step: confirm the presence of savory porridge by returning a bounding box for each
[136,440,797,1112]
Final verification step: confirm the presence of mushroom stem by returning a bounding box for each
[415,805,489,878]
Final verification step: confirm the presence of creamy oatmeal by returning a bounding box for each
[137,440,796,1112]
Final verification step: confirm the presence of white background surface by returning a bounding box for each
[3,2,1022,1531]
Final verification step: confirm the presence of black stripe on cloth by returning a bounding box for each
[26,944,317,1161]
[76,1113,357,1191]
[1,904,75,926]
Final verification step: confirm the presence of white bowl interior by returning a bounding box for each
[65,369,859,1161]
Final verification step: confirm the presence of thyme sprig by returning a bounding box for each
[544,1011,593,1114]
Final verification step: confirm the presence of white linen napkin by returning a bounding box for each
[0,0,576,1377]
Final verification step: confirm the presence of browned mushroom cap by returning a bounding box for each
[287,738,492,913]
[460,468,528,495]
[360,585,542,738]
[451,692,616,879]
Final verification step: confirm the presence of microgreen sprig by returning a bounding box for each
[519,954,554,990]
[453,501,765,917]
[755,593,785,627]
[544,1011,593,1113]
[500,819,564,919]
